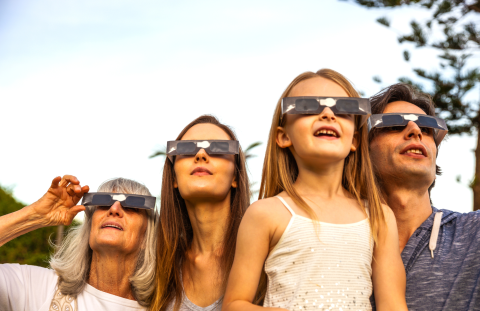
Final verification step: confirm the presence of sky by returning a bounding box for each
[0,0,478,218]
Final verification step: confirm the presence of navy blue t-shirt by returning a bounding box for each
[372,207,480,310]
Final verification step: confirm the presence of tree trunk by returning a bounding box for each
[474,131,480,211]
[56,225,64,246]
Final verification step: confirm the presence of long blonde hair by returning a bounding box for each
[259,68,385,242]
[255,69,386,304]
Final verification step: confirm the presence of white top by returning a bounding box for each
[0,264,146,311]
[263,197,373,311]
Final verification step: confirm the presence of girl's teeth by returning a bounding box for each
[314,130,337,137]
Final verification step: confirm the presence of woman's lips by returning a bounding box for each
[101,222,124,231]
[191,167,212,176]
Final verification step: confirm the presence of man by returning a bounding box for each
[368,83,480,310]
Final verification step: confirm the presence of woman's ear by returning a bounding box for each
[276,126,292,148]
[172,165,178,188]
[231,175,238,188]
[351,130,360,152]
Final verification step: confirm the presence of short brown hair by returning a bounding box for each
[369,83,441,200]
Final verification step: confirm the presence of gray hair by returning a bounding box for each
[49,178,158,307]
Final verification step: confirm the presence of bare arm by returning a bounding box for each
[372,205,408,311]
[0,175,89,247]
[222,201,287,311]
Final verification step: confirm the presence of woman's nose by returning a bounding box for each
[195,148,209,163]
[108,201,124,217]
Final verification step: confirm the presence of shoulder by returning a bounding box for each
[380,203,394,217]
[245,197,286,218]
[450,209,480,222]
[0,264,57,281]
[442,209,480,234]
[0,264,58,311]
[242,196,291,229]
[379,203,396,225]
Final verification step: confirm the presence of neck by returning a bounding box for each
[294,158,346,198]
[88,251,138,300]
[184,196,230,255]
[383,182,432,252]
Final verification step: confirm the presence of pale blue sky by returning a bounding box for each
[0,0,476,215]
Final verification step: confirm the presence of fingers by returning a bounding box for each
[67,184,89,197]
[65,205,86,224]
[50,176,62,189]
[66,185,78,197]
[59,175,80,188]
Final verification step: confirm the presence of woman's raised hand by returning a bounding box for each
[29,175,90,227]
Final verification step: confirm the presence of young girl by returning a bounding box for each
[222,69,407,311]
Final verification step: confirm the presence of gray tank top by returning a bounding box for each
[165,293,222,311]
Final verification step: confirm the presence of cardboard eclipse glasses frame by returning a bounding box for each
[281,96,371,127]
[81,192,156,210]
[166,140,239,162]
[368,113,448,144]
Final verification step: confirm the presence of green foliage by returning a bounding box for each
[149,148,166,159]
[350,0,480,135]
[245,142,263,160]
[376,16,391,27]
[0,185,78,267]
[350,0,480,209]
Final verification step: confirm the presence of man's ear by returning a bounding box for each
[351,130,360,152]
[276,126,292,148]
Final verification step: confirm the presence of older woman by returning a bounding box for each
[150,115,251,311]
[0,176,157,311]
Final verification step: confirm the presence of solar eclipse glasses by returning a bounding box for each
[81,193,156,210]
[281,96,371,126]
[166,140,239,162]
[368,113,448,144]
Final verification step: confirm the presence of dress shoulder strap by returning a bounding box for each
[364,200,370,218]
[275,196,296,216]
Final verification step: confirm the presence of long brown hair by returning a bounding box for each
[260,68,385,243]
[150,115,250,311]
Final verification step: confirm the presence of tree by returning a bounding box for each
[348,0,480,210]
[0,185,78,267]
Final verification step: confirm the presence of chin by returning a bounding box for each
[389,164,433,182]
[182,188,230,202]
[93,234,124,246]
[304,150,350,163]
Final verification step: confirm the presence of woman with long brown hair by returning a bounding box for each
[222,69,407,310]
[150,115,250,311]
